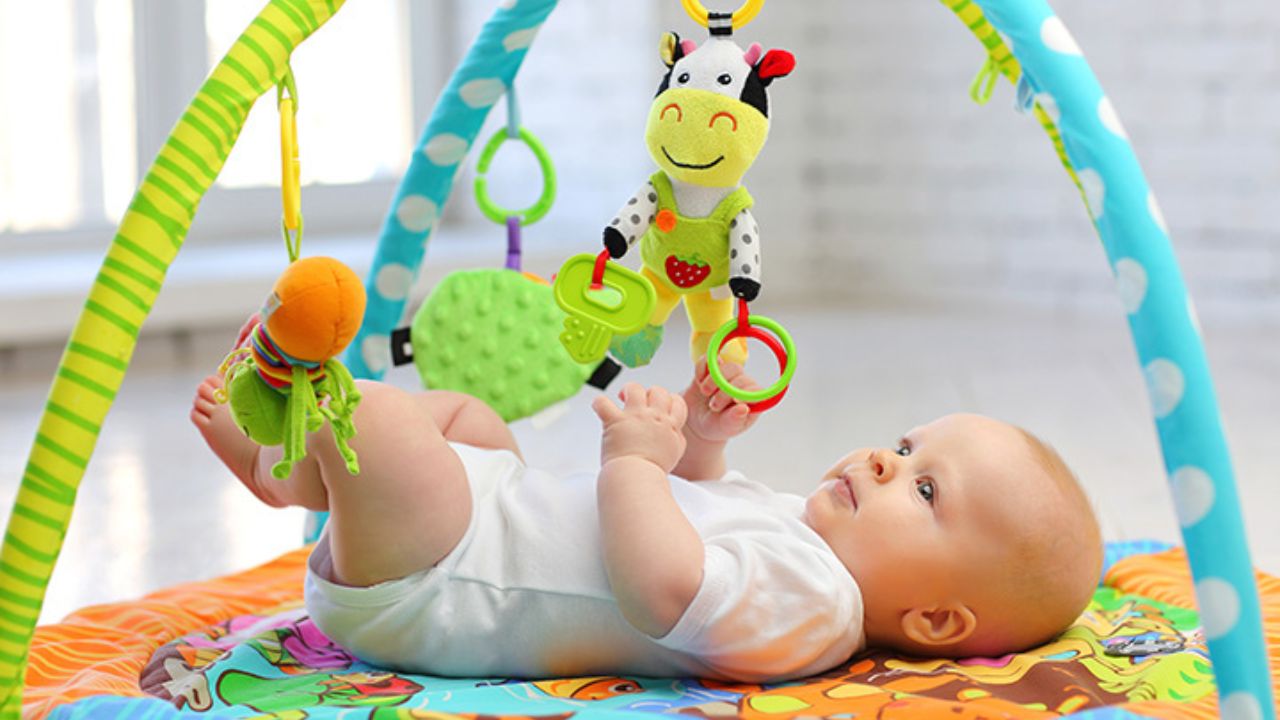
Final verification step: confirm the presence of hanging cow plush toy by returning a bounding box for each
[605,23,794,367]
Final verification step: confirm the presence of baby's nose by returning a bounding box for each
[869,449,895,483]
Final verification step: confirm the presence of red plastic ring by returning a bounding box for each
[720,325,790,413]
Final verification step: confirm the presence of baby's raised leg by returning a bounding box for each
[305,380,473,588]
[413,390,523,460]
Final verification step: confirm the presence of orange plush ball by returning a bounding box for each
[264,256,367,363]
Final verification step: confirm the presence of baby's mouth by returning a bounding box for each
[842,474,858,513]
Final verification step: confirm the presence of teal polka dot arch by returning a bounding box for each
[342,0,1276,713]
[317,0,562,548]
[343,0,561,382]
[969,0,1275,715]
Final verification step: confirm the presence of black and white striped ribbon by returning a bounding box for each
[708,10,733,36]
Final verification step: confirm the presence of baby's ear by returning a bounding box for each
[900,603,977,648]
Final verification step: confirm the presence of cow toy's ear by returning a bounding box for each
[659,31,690,68]
[755,48,796,86]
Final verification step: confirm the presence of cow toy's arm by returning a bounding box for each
[727,208,761,301]
[603,180,659,259]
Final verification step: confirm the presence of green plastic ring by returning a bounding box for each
[474,127,556,225]
[706,313,797,404]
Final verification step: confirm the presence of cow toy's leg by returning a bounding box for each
[609,265,680,368]
[686,290,746,364]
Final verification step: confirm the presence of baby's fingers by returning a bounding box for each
[647,386,673,414]
[592,394,625,424]
[670,393,689,429]
[708,387,740,414]
[718,403,754,434]
[619,382,647,411]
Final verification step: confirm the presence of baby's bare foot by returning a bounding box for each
[191,375,269,498]
[191,373,329,511]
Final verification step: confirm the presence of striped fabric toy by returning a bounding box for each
[217,256,365,480]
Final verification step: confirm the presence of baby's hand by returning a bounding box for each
[592,383,689,473]
[683,357,760,444]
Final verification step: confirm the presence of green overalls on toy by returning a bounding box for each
[611,171,753,367]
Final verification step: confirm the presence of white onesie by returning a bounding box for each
[305,442,865,682]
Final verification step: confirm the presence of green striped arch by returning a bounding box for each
[0,1,344,715]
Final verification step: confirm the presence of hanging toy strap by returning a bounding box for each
[474,83,557,272]
[278,64,302,263]
[679,0,765,33]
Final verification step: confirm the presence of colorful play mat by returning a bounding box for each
[0,0,1275,717]
[21,541,1278,719]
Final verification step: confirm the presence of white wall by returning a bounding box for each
[641,1,1280,326]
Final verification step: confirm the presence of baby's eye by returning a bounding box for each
[895,444,911,457]
[915,478,936,504]
[717,73,733,85]
[677,72,691,84]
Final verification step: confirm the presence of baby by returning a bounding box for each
[192,335,1102,682]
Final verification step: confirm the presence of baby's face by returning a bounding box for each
[804,414,1046,604]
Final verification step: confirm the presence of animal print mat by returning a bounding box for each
[32,542,1280,719]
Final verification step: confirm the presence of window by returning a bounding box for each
[0,0,656,274]
[0,0,136,238]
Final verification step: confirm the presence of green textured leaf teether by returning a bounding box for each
[411,269,594,422]
[226,360,287,445]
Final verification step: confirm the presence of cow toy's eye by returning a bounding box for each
[677,72,690,84]
[717,73,732,86]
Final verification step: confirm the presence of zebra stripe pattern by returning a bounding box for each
[0,1,344,715]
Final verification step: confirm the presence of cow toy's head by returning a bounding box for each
[645,31,795,188]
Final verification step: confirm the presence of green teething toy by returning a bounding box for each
[411,269,594,422]
[553,251,657,364]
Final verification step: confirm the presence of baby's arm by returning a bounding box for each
[592,384,702,637]
[673,358,760,481]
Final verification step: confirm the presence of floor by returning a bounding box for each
[1,300,1276,625]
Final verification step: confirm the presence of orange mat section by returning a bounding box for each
[21,546,1280,719]
[23,547,311,718]
[1105,551,1280,720]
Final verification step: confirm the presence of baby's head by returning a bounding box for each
[805,413,1101,658]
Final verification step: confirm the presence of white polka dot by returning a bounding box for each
[1143,358,1185,418]
[1034,92,1060,124]
[1114,258,1148,315]
[1148,191,1169,235]
[503,26,539,52]
[1077,168,1105,220]
[1221,692,1264,720]
[396,194,438,232]
[423,133,469,166]
[375,263,414,301]
[1195,577,1240,640]
[459,78,506,109]
[1041,16,1083,56]
[361,334,391,374]
[1170,466,1215,528]
[1097,97,1129,140]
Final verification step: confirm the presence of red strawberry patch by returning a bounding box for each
[665,254,711,288]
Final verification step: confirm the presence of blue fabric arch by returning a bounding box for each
[343,0,560,381]
[308,0,561,543]
[975,0,1275,715]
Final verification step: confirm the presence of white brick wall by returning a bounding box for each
[617,0,1279,326]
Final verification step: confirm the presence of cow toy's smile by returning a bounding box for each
[660,147,725,170]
